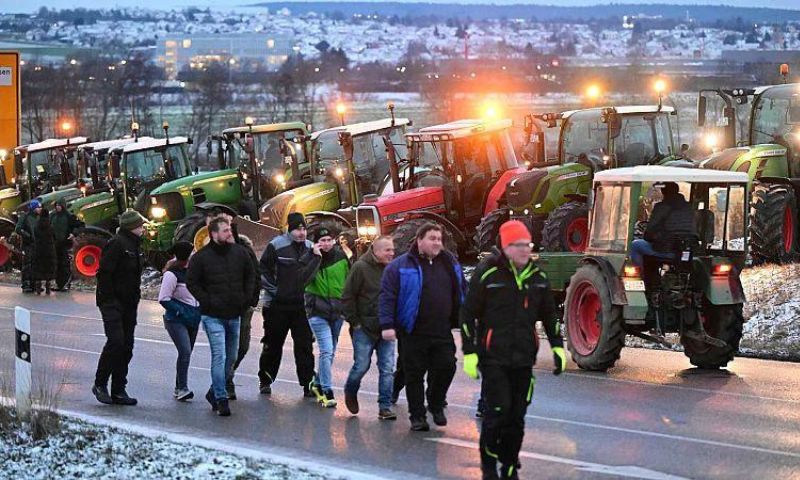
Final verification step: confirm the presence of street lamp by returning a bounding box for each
[336,102,347,126]
[585,84,601,105]
[654,78,667,110]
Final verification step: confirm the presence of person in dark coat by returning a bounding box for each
[92,209,146,407]
[31,208,57,294]
[15,199,42,293]
[51,198,84,290]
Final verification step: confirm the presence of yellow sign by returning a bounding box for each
[0,51,21,165]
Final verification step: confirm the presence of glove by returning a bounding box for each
[552,347,566,376]
[463,353,480,380]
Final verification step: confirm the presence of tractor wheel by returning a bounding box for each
[750,183,797,264]
[145,250,171,272]
[174,214,208,251]
[564,264,625,371]
[392,218,458,257]
[682,304,744,369]
[542,201,590,252]
[474,208,509,254]
[72,232,109,279]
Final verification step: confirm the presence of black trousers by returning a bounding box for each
[55,242,71,289]
[228,306,254,387]
[392,335,405,397]
[479,365,535,472]
[21,243,34,291]
[258,306,315,387]
[402,333,456,419]
[95,304,138,393]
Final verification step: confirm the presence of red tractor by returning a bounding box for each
[354,118,524,254]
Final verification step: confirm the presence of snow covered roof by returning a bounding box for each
[78,137,150,152]
[594,166,748,184]
[222,122,307,136]
[311,118,411,140]
[562,105,675,119]
[409,118,512,141]
[120,137,189,154]
[18,137,89,153]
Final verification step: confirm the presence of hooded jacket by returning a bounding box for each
[304,246,350,320]
[96,229,144,308]
[260,233,321,310]
[341,246,387,341]
[51,198,84,246]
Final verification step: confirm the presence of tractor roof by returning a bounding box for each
[222,121,308,136]
[311,118,411,140]
[594,166,748,184]
[18,137,89,153]
[78,137,149,152]
[119,137,189,154]
[562,105,675,119]
[408,118,513,141]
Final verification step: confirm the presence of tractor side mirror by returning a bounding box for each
[697,95,707,127]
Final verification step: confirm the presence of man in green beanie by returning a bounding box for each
[92,209,146,406]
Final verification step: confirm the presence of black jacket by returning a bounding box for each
[460,250,563,368]
[260,233,321,310]
[96,229,144,308]
[342,247,385,341]
[644,194,697,252]
[51,199,84,246]
[187,240,257,320]
[32,213,57,280]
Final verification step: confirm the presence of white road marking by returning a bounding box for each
[29,341,800,461]
[427,437,688,480]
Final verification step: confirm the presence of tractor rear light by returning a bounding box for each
[623,265,640,278]
[712,264,732,276]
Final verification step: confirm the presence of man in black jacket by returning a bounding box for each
[51,198,84,291]
[92,209,146,406]
[461,220,566,480]
[631,182,696,268]
[257,212,321,397]
[187,217,256,417]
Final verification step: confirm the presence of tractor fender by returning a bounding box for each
[700,263,747,306]
[0,216,16,233]
[563,193,588,203]
[193,202,238,217]
[304,210,353,228]
[579,256,628,305]
[402,210,467,246]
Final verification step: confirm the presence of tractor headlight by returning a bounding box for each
[358,226,368,236]
[274,173,286,185]
[366,226,377,236]
[151,206,167,219]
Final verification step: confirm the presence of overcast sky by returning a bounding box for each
[2,0,799,14]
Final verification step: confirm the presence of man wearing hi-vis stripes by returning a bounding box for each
[460,220,566,480]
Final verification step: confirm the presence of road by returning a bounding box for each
[1,284,799,479]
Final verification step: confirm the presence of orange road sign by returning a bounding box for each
[0,52,21,156]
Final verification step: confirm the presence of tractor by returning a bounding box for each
[537,166,748,371]
[353,117,525,255]
[476,104,686,254]
[696,72,800,264]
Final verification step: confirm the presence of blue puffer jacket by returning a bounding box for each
[379,244,466,334]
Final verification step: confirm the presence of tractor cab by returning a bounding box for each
[75,137,151,197]
[12,137,89,203]
[542,166,749,371]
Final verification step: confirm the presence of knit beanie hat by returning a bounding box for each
[29,199,42,212]
[287,212,306,232]
[119,209,145,230]
[311,226,333,242]
[499,220,532,249]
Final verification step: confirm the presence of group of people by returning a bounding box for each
[90,207,566,480]
[15,198,83,294]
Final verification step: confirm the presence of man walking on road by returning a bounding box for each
[92,209,146,406]
[460,220,566,480]
[342,235,397,420]
[51,198,84,291]
[258,212,320,397]
[187,217,256,417]
[380,222,465,431]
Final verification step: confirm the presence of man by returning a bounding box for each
[258,212,321,397]
[461,220,566,480]
[380,222,465,431]
[51,198,84,291]
[305,226,350,408]
[343,235,397,420]
[15,199,42,293]
[630,182,696,268]
[92,209,146,406]
[187,217,256,417]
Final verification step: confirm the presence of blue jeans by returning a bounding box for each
[163,318,199,391]
[344,327,396,410]
[308,315,344,392]
[202,315,241,401]
[630,239,675,267]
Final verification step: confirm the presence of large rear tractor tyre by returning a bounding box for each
[392,218,458,257]
[750,183,797,264]
[174,213,208,252]
[72,233,109,279]
[474,209,509,254]
[682,304,744,369]
[542,201,590,253]
[564,264,625,371]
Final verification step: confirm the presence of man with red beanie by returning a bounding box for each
[460,220,566,480]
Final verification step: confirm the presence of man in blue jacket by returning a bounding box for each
[380,222,465,431]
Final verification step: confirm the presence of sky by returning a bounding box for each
[1,0,799,14]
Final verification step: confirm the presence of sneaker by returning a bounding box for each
[92,385,113,405]
[319,390,337,408]
[217,399,231,416]
[205,388,218,411]
[175,388,194,402]
[410,416,430,432]
[110,389,138,406]
[306,380,322,400]
[344,391,359,414]
[226,384,237,401]
[378,409,397,421]
[431,410,447,426]
[259,382,272,395]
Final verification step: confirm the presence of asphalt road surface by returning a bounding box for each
[1,285,799,479]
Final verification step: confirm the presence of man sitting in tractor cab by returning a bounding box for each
[630,182,696,271]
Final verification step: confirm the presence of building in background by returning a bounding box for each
[156,33,296,79]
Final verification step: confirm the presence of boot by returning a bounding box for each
[110,389,138,406]
[92,385,113,405]
[217,399,231,417]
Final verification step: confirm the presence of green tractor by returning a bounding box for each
[538,166,748,371]
[696,79,800,263]
[477,105,687,253]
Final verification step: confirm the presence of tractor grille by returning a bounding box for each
[151,192,185,221]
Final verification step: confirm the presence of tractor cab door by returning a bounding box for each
[454,134,502,225]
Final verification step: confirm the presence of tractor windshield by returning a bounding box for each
[78,150,110,189]
[615,113,674,165]
[28,148,77,187]
[589,183,632,252]
[125,143,191,185]
[561,111,607,163]
[232,129,307,175]
[751,84,799,148]
[705,184,747,252]
[428,130,518,176]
